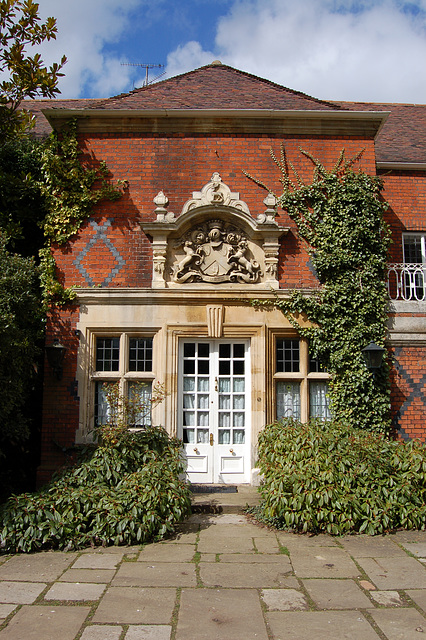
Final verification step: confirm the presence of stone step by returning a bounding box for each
[190,484,261,514]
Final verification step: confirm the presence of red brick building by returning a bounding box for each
[30,63,426,485]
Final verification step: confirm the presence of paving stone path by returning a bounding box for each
[2,513,426,639]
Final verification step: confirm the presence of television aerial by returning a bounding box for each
[121,63,165,87]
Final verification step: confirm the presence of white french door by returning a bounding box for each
[179,340,251,484]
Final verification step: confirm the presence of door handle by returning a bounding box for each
[214,377,218,392]
[209,433,213,446]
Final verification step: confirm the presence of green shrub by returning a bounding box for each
[0,426,191,553]
[256,419,426,535]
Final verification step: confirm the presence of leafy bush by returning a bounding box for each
[256,419,426,535]
[0,426,191,553]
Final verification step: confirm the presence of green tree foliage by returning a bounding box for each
[0,0,66,140]
[255,419,426,535]
[247,147,391,434]
[0,137,46,255]
[0,233,42,446]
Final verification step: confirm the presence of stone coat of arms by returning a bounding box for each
[172,221,261,284]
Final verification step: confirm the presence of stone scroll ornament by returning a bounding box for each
[172,221,261,284]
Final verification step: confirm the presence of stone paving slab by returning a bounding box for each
[290,548,360,578]
[254,537,280,553]
[339,535,407,557]
[302,578,372,609]
[200,561,292,587]
[370,607,426,639]
[92,586,176,624]
[72,553,123,570]
[370,590,404,606]
[80,626,123,640]
[138,544,195,562]
[0,605,16,619]
[357,556,426,589]
[197,536,255,553]
[261,588,308,611]
[217,552,291,563]
[58,568,116,583]
[112,562,197,587]
[400,542,426,557]
[406,589,426,611]
[176,588,269,640]
[44,582,106,601]
[266,610,381,640]
[125,625,172,639]
[0,552,75,581]
[0,605,90,640]
[276,532,339,547]
[0,581,47,604]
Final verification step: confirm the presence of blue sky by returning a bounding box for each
[34,0,426,103]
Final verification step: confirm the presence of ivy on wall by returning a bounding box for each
[246,146,392,434]
[38,120,124,306]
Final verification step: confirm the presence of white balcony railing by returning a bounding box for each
[387,263,426,301]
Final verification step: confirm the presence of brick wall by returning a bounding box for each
[52,133,377,291]
[389,345,426,441]
[38,306,81,486]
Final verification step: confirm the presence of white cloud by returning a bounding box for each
[166,41,217,78]
[35,0,145,97]
[165,0,426,103]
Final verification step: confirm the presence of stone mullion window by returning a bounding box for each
[273,335,330,422]
[92,333,155,428]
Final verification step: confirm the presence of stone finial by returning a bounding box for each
[257,193,278,224]
[154,191,173,222]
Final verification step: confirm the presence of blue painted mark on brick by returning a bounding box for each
[73,219,125,286]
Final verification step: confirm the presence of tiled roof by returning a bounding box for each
[335,101,426,165]
[21,98,103,137]
[21,64,426,165]
[90,63,342,111]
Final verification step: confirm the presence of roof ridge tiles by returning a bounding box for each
[89,62,345,111]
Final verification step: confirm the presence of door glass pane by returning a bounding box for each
[219,412,230,427]
[183,411,195,426]
[198,359,209,374]
[233,412,245,427]
[198,377,209,392]
[233,360,244,375]
[183,429,195,444]
[198,412,209,426]
[219,343,231,358]
[219,429,231,444]
[219,395,230,410]
[183,377,195,391]
[184,360,195,374]
[277,381,300,419]
[198,343,210,358]
[184,343,195,357]
[219,360,230,375]
[233,395,245,409]
[197,429,209,443]
[219,378,230,393]
[233,344,245,358]
[183,395,195,408]
[197,394,209,409]
[233,429,245,444]
[233,378,245,392]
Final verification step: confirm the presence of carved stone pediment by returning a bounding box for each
[172,220,261,284]
[181,172,249,215]
[141,173,289,289]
